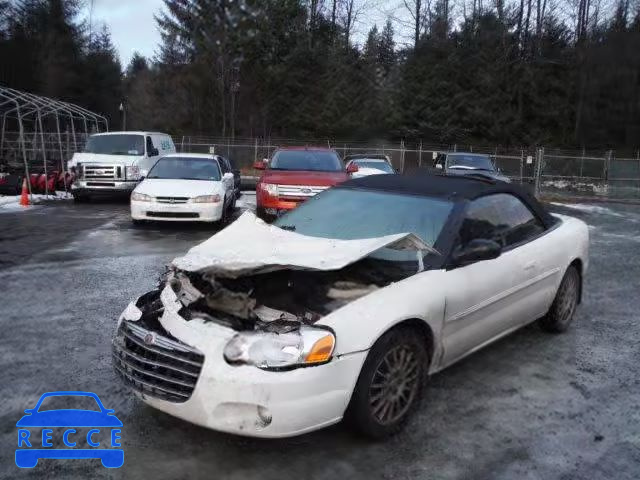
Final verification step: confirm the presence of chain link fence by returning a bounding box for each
[2,132,639,201]
[175,136,640,201]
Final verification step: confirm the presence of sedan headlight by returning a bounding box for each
[131,192,153,202]
[126,165,140,180]
[259,183,279,197]
[190,194,221,203]
[223,327,335,369]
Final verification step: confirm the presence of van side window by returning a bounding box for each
[146,136,155,155]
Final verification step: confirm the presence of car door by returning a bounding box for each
[440,193,550,367]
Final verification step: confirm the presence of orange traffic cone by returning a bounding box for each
[19,178,30,207]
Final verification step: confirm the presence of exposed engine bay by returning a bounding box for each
[133,257,421,334]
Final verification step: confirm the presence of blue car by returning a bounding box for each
[16,391,123,468]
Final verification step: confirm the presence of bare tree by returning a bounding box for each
[401,0,428,47]
[337,0,375,47]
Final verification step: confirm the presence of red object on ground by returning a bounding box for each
[20,178,30,206]
[29,173,40,193]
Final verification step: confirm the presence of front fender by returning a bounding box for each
[318,270,448,361]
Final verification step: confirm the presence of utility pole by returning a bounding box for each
[119,102,126,131]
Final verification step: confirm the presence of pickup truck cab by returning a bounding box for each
[255,147,348,221]
[69,131,175,201]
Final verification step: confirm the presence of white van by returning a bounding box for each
[69,131,175,201]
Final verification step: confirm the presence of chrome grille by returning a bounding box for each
[156,197,189,204]
[82,164,119,180]
[277,184,329,198]
[112,320,204,403]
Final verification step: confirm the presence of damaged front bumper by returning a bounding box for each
[113,286,367,438]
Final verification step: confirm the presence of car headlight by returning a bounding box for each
[131,192,153,202]
[223,327,335,369]
[259,183,278,197]
[190,194,221,203]
[125,166,140,180]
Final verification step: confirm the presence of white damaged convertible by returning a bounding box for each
[112,174,589,438]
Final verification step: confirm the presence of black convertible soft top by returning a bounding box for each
[339,172,557,228]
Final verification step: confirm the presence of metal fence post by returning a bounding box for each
[254,137,258,164]
[520,148,524,184]
[534,147,544,197]
[400,139,406,173]
[418,140,423,168]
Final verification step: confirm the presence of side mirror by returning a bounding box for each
[346,163,359,174]
[450,239,501,267]
[253,160,266,170]
[435,164,443,169]
[223,172,234,179]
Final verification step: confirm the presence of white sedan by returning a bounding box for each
[114,174,589,439]
[130,153,236,224]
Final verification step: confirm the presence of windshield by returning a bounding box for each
[270,150,343,172]
[354,160,395,173]
[448,154,494,170]
[274,188,452,261]
[84,134,145,156]
[147,157,221,181]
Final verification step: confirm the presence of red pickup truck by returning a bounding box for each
[255,147,356,220]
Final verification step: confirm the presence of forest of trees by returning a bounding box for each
[1,0,639,149]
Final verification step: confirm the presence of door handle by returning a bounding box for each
[524,261,537,271]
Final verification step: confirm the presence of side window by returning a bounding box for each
[459,194,546,249]
[218,157,230,173]
[146,136,155,155]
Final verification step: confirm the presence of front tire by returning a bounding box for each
[346,327,427,439]
[539,265,580,333]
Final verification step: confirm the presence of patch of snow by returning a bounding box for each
[549,202,625,217]
[0,191,72,212]
[543,179,609,195]
[235,192,256,211]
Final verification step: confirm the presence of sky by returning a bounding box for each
[86,0,404,67]
[88,0,164,67]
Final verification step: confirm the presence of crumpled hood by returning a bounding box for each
[172,211,437,277]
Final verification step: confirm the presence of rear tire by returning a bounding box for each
[217,197,229,227]
[132,219,144,226]
[539,265,580,333]
[346,327,428,439]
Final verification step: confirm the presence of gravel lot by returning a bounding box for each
[0,194,638,480]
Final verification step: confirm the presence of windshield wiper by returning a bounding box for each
[279,225,296,231]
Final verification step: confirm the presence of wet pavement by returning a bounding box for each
[0,195,639,479]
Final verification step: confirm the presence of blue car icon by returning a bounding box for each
[16,391,123,468]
